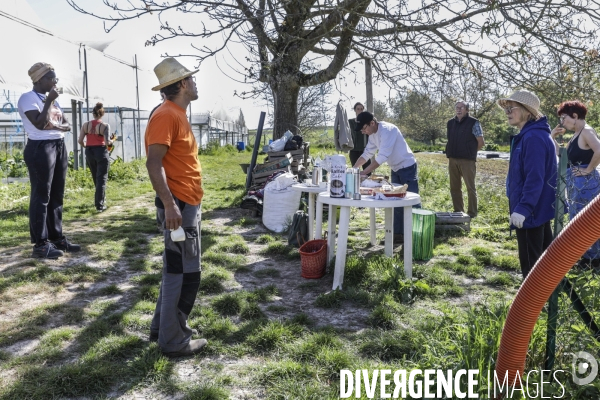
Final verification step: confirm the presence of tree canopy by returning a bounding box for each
[69,0,600,138]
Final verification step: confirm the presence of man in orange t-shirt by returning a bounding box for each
[145,58,206,357]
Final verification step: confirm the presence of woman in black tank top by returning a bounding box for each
[551,100,600,266]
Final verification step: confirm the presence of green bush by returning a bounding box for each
[492,255,520,271]
[255,234,276,244]
[246,321,301,352]
[212,293,244,316]
[240,302,265,320]
[471,246,493,264]
[200,272,228,294]
[405,138,444,152]
[315,290,346,308]
[107,158,148,182]
[249,285,280,302]
[0,150,28,178]
[199,142,238,156]
[360,330,422,361]
[487,272,518,287]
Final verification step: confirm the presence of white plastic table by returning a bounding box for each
[315,192,422,290]
[290,183,328,240]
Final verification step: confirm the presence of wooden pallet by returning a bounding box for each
[291,165,306,175]
[254,154,292,174]
[252,166,291,185]
[268,148,304,158]
[435,212,471,231]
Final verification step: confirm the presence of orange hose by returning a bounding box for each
[495,194,600,393]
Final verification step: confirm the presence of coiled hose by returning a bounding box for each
[495,194,600,391]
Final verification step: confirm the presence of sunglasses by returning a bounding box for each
[43,76,59,83]
[504,106,521,114]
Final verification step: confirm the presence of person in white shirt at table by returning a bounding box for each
[353,111,421,243]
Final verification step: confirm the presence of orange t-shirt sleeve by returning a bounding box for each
[146,112,176,147]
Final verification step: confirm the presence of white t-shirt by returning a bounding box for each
[360,121,416,172]
[17,91,66,140]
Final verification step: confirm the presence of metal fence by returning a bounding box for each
[1,89,249,176]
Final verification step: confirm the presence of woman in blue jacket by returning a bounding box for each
[497,90,557,278]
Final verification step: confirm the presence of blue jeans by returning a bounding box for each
[392,162,421,235]
[566,165,600,259]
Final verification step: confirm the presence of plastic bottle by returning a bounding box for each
[312,156,322,185]
[345,167,355,198]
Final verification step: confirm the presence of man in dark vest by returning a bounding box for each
[446,100,485,218]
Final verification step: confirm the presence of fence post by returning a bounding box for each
[545,146,568,370]
[246,112,266,191]
[71,99,79,170]
[78,101,85,170]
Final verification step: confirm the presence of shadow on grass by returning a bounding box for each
[0,206,29,248]
[0,208,186,399]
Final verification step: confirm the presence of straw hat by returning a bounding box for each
[497,90,543,120]
[28,62,54,83]
[152,57,198,91]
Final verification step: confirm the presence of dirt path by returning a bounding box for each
[205,207,372,331]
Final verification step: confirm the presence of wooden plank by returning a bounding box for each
[252,165,291,179]
[268,148,304,157]
[269,154,303,162]
[261,154,291,167]
[246,112,266,190]
[252,176,269,185]
[254,156,292,174]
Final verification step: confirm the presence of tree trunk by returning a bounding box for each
[271,78,300,139]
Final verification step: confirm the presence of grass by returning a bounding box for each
[1,148,598,398]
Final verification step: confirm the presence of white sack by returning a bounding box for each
[266,172,297,191]
[262,187,302,233]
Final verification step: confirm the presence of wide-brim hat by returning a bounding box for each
[497,89,543,120]
[152,57,198,91]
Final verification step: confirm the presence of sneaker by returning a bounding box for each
[97,205,107,212]
[52,236,81,253]
[32,242,64,259]
[162,339,208,357]
[149,328,198,342]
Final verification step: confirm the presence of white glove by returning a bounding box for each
[510,212,526,229]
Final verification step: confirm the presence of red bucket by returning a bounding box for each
[298,239,327,279]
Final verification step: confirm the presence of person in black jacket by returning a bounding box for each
[348,102,370,170]
[446,100,485,218]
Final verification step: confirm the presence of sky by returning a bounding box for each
[23,0,378,129]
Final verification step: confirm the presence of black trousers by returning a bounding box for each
[515,221,553,279]
[24,138,67,245]
[85,146,110,209]
[349,150,371,170]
